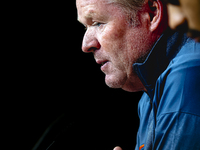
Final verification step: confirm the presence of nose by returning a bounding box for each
[82,30,101,53]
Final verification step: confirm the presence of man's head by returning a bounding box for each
[166,0,200,42]
[76,0,168,92]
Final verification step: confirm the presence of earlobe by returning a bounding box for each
[149,0,162,32]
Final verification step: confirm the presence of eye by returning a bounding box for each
[84,22,104,30]
[92,22,102,27]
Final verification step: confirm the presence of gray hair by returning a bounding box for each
[108,0,146,27]
[109,0,145,10]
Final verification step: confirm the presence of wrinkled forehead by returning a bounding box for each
[76,0,112,19]
[77,0,103,10]
[76,0,111,7]
[76,0,113,12]
[76,0,94,17]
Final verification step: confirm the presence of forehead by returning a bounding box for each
[76,0,110,8]
[76,0,112,17]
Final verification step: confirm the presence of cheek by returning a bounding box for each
[100,23,126,42]
[99,24,128,63]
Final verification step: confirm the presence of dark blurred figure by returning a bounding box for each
[166,0,200,42]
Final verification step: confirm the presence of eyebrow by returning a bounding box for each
[77,10,95,26]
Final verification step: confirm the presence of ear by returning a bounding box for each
[148,0,163,32]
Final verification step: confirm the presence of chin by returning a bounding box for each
[121,86,143,92]
[104,73,127,89]
[105,72,145,92]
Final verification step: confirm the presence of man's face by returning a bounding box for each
[167,0,200,42]
[76,0,154,92]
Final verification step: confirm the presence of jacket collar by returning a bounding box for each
[133,28,188,100]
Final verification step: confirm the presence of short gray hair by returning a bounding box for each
[108,0,145,27]
[109,0,145,10]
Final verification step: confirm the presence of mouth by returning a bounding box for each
[96,60,109,66]
[96,59,109,72]
[101,61,108,66]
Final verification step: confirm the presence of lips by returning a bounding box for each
[96,59,109,72]
[96,60,108,65]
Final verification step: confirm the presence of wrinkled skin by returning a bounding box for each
[76,0,165,92]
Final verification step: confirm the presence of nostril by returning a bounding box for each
[82,32,101,53]
[87,47,98,53]
[82,40,101,53]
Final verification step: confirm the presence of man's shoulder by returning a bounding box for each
[172,38,200,63]
[155,39,200,118]
[162,38,200,79]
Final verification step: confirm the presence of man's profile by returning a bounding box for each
[76,0,200,150]
[77,0,168,92]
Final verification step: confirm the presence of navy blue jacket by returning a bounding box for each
[133,29,200,150]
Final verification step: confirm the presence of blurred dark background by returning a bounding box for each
[5,1,143,149]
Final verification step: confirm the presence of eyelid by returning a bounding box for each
[92,22,100,26]
[92,22,104,27]
[84,22,104,30]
